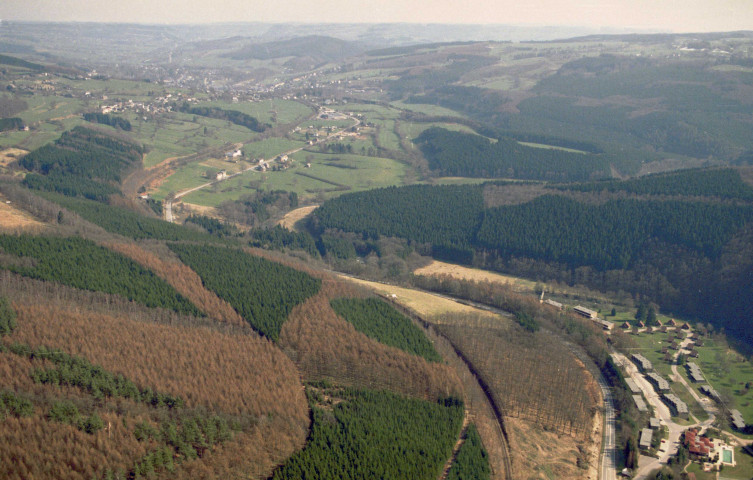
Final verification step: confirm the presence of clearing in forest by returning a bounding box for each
[0,148,28,167]
[0,195,44,230]
[413,260,537,293]
[339,275,497,319]
[277,205,318,231]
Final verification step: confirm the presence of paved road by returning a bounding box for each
[600,378,618,480]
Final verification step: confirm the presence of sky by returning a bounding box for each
[1,0,752,33]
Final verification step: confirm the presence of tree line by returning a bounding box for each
[0,117,23,132]
[559,167,753,201]
[41,192,224,242]
[446,424,491,480]
[82,112,132,131]
[177,103,268,132]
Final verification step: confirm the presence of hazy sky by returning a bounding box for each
[1,0,751,33]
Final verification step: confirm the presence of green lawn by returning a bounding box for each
[696,337,753,425]
[241,138,306,159]
[685,462,717,480]
[152,162,214,200]
[719,446,753,479]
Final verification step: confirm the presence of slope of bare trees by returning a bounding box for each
[436,314,599,439]
[279,275,463,401]
[0,270,309,479]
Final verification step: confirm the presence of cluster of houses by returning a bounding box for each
[101,93,176,116]
[630,353,689,419]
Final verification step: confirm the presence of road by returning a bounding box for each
[600,378,618,480]
[164,111,360,223]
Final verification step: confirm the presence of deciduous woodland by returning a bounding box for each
[0,277,310,479]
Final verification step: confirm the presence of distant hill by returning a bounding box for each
[223,35,366,62]
[0,53,45,71]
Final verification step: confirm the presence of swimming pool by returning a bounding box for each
[723,449,733,464]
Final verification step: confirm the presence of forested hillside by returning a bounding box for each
[560,167,753,200]
[0,235,201,316]
[0,273,311,480]
[313,180,753,348]
[415,126,611,181]
[168,243,321,341]
[271,387,464,480]
[19,126,143,201]
[330,297,442,362]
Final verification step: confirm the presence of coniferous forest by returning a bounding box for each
[168,243,321,340]
[313,178,753,346]
[271,386,464,480]
[330,297,442,362]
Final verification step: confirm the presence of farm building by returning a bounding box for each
[646,372,670,392]
[639,428,653,451]
[544,299,563,310]
[632,353,653,372]
[663,393,688,419]
[597,319,614,331]
[700,385,719,400]
[731,409,746,431]
[573,306,598,319]
[633,395,648,412]
[686,363,705,383]
[625,378,641,394]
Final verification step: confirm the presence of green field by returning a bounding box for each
[182,152,405,206]
[194,99,313,125]
[696,337,753,426]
